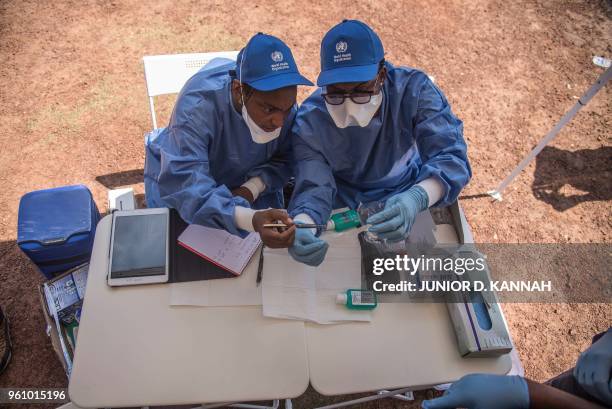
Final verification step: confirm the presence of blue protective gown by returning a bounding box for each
[289,62,471,226]
[144,58,295,236]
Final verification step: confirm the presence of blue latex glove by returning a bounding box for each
[573,329,612,405]
[422,374,529,409]
[288,225,329,267]
[367,185,429,242]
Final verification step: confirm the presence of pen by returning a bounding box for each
[262,223,327,229]
[256,244,265,286]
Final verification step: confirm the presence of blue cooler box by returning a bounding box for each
[18,185,100,279]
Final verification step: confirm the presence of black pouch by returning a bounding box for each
[167,209,235,283]
[358,231,403,291]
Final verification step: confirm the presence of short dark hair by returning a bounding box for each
[241,82,255,98]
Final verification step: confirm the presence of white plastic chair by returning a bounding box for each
[142,51,239,129]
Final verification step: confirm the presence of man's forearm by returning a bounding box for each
[416,177,444,207]
[241,176,266,201]
[527,379,606,409]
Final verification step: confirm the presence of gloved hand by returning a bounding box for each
[367,185,429,242]
[288,224,329,267]
[573,329,612,405]
[422,374,529,409]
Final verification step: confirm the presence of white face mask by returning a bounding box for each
[239,53,282,144]
[325,87,383,128]
[241,101,281,144]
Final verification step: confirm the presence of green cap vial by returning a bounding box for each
[336,289,378,310]
[328,209,361,232]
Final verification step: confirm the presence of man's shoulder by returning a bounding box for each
[173,59,234,122]
[300,87,325,110]
[183,58,234,96]
[386,62,431,90]
[294,89,329,129]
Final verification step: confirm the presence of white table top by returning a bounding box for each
[306,303,512,395]
[69,213,514,406]
[68,215,309,408]
[305,212,513,395]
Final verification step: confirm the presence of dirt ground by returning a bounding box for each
[0,1,610,408]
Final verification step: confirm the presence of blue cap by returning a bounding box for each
[317,20,385,86]
[236,33,313,91]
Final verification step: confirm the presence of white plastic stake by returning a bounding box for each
[489,66,611,201]
[593,56,611,69]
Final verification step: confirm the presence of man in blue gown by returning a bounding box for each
[288,20,472,265]
[145,33,313,247]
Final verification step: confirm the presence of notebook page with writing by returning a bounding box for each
[177,224,261,276]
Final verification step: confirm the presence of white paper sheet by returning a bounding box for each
[261,223,371,324]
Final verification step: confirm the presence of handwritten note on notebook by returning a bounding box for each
[177,224,261,276]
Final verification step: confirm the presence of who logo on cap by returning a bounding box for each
[271,51,284,62]
[318,19,385,86]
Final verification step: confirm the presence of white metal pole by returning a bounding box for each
[149,96,158,130]
[488,66,611,201]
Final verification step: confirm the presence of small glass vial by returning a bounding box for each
[336,289,378,310]
[328,209,361,232]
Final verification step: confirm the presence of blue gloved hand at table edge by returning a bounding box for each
[367,185,429,242]
[573,328,612,405]
[288,223,329,267]
[421,374,529,409]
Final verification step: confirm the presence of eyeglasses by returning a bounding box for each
[321,78,381,105]
[322,91,379,105]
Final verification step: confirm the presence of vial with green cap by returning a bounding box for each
[328,209,361,232]
[336,289,378,310]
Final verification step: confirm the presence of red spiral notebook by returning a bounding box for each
[177,223,261,276]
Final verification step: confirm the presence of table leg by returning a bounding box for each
[201,399,280,409]
[314,386,416,409]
